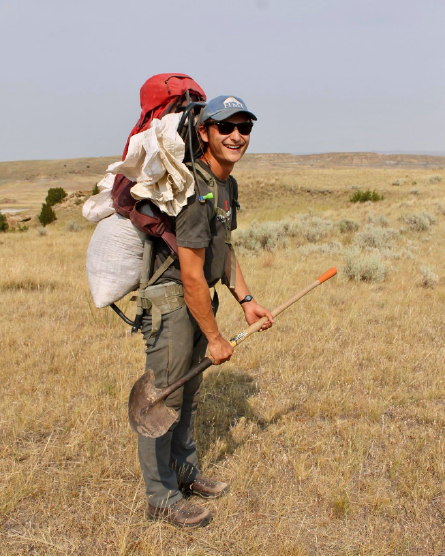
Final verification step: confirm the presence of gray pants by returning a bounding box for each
[138,302,210,508]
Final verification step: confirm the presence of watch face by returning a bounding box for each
[241,295,253,304]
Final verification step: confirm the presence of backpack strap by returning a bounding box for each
[134,238,176,336]
[193,164,237,290]
[192,163,219,214]
[224,175,237,290]
[133,237,155,332]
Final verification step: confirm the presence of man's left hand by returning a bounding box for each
[242,300,274,332]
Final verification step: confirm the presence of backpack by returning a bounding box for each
[107,73,214,331]
[107,74,240,334]
[111,73,206,255]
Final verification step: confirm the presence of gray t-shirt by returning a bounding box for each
[152,160,238,287]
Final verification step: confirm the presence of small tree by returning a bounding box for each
[92,183,100,195]
[0,213,9,232]
[38,203,57,226]
[46,187,67,206]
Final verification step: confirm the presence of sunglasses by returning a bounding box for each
[208,121,254,136]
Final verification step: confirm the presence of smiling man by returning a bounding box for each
[139,95,274,527]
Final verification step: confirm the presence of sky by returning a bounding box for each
[1,0,444,161]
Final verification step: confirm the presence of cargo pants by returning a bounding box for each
[138,294,217,508]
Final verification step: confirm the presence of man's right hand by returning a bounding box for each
[208,335,234,365]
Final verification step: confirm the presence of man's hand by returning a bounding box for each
[208,335,234,365]
[242,300,274,332]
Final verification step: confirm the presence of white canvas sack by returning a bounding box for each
[86,213,145,308]
[82,173,116,223]
[107,113,195,217]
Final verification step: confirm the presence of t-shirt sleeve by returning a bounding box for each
[175,190,212,249]
[231,176,238,231]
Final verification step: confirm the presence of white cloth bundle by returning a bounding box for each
[86,213,145,308]
[107,113,195,217]
[82,173,116,223]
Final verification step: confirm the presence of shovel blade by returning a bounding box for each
[128,369,178,438]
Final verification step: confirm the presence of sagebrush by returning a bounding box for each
[1,157,445,556]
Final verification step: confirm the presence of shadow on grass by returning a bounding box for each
[195,367,300,465]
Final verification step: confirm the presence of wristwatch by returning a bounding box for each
[239,295,253,305]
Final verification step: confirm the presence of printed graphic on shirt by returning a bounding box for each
[216,188,232,226]
[217,208,232,224]
[223,97,244,109]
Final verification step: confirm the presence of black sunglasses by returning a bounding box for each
[208,121,254,136]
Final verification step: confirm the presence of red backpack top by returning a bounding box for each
[111,74,206,253]
[122,73,206,159]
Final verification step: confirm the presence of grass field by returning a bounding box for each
[1,155,445,555]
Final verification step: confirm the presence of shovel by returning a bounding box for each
[128,267,337,438]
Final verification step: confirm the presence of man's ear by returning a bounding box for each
[198,124,209,144]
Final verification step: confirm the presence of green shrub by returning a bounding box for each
[92,183,100,195]
[354,225,399,249]
[350,189,384,203]
[298,215,333,242]
[0,213,8,232]
[38,203,57,226]
[420,266,439,288]
[45,187,67,207]
[402,212,435,232]
[343,248,389,282]
[234,220,290,252]
[380,248,414,261]
[435,203,445,216]
[428,175,443,184]
[66,220,82,232]
[234,214,335,252]
[298,241,344,256]
[17,223,28,233]
[367,214,389,227]
[337,219,359,233]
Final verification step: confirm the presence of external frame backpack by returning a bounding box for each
[108,73,210,332]
[107,73,240,334]
[112,73,206,253]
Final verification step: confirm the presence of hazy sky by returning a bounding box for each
[1,0,444,161]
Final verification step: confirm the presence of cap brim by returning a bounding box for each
[210,108,257,122]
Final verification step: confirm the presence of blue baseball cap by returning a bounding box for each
[199,95,257,124]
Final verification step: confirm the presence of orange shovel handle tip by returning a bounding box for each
[317,267,337,284]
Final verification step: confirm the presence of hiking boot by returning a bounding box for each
[147,499,212,528]
[180,475,229,499]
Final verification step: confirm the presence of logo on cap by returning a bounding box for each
[223,97,244,109]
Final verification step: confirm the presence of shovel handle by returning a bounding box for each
[151,268,337,404]
[229,267,337,347]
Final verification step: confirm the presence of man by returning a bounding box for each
[138,95,274,527]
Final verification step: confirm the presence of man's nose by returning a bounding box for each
[230,128,242,141]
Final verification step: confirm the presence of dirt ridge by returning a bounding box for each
[1,152,444,183]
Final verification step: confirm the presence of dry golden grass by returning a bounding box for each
[0,157,117,213]
[1,157,445,555]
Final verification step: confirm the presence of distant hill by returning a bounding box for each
[1,152,444,216]
[1,152,444,183]
[0,156,119,183]
[236,152,445,169]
